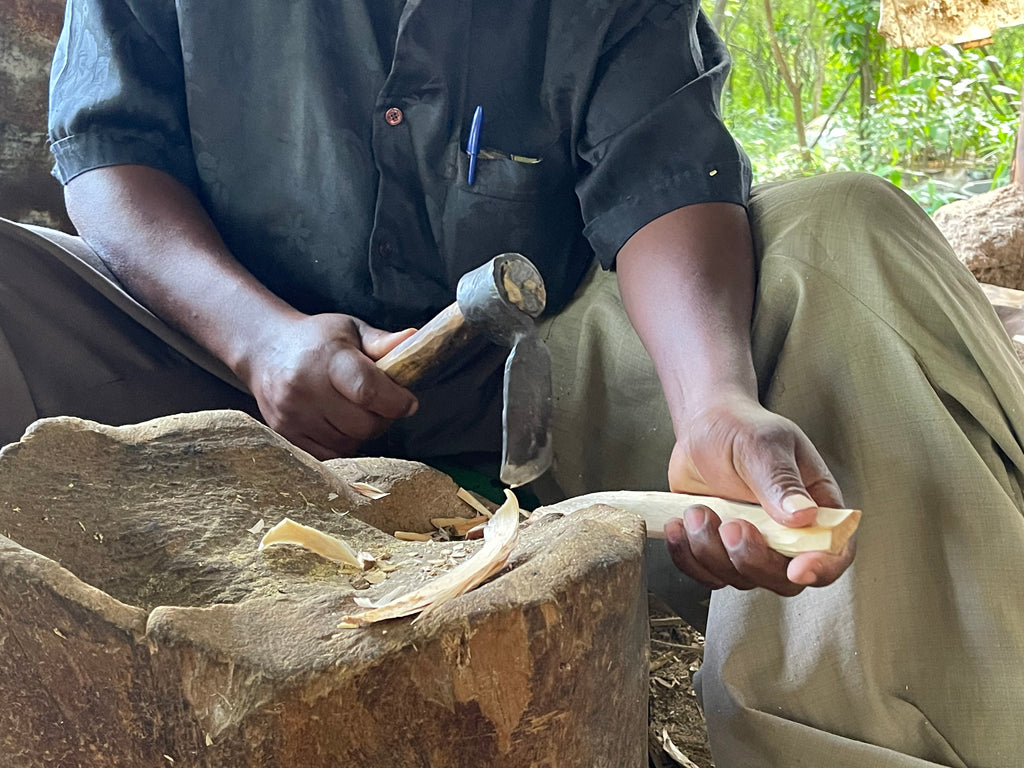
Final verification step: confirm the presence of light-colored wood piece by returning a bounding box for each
[535,491,861,557]
[375,301,472,386]
[340,491,521,627]
[393,530,433,542]
[257,517,362,567]
[457,486,494,517]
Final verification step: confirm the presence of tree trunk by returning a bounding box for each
[0,412,648,767]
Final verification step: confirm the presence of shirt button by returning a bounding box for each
[384,107,403,126]
[377,238,395,258]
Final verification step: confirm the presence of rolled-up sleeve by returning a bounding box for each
[576,1,751,267]
[48,0,197,188]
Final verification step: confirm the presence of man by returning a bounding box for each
[1,0,1022,764]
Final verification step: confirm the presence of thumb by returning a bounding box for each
[739,440,822,528]
[360,326,418,362]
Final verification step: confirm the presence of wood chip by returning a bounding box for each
[338,490,521,628]
[430,515,491,536]
[456,487,493,517]
[257,518,361,567]
[394,530,433,542]
[246,518,266,534]
[350,482,390,500]
[431,515,478,529]
[364,570,388,585]
[357,551,376,570]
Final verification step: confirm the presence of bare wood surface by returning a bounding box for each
[535,491,861,557]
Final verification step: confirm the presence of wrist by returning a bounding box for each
[661,367,759,435]
[221,301,306,386]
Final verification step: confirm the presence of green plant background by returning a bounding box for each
[711,0,1024,212]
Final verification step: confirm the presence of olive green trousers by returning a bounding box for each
[540,173,1024,767]
[3,172,1023,765]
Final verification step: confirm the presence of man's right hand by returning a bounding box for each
[64,165,421,461]
[242,314,419,460]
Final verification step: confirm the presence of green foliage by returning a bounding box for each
[711,0,1024,212]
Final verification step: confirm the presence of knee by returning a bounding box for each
[751,172,952,272]
[753,172,920,233]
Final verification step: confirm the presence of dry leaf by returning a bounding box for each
[258,518,361,568]
[338,490,521,628]
[350,482,390,500]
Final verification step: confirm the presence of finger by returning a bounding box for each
[719,519,805,597]
[787,536,857,587]
[260,382,379,457]
[678,506,757,590]
[327,350,418,420]
[315,405,385,453]
[361,325,419,361]
[663,517,728,590]
[735,429,840,527]
[283,428,356,462]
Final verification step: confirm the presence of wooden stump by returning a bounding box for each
[0,411,648,767]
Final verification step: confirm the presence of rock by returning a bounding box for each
[933,183,1024,289]
[0,0,71,230]
[0,410,647,767]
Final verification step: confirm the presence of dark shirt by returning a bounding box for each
[48,0,751,458]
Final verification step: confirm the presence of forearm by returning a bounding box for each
[616,202,758,432]
[64,164,301,381]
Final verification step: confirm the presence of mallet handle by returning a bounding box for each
[375,301,475,387]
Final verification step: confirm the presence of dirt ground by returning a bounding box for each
[647,595,714,768]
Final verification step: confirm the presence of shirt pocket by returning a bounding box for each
[440,144,582,293]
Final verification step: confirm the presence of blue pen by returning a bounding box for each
[467,105,483,186]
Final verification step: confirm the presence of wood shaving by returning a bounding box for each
[350,482,390,500]
[257,518,361,568]
[246,519,266,534]
[394,530,432,542]
[338,490,521,628]
[456,487,493,517]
